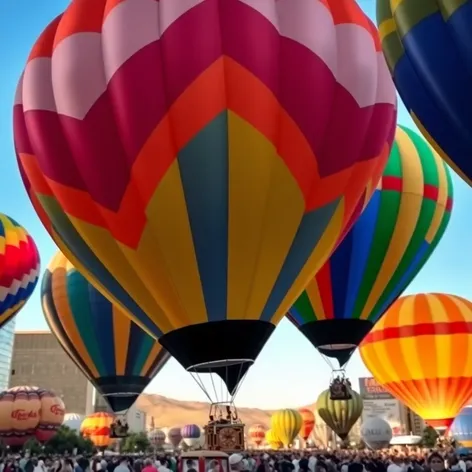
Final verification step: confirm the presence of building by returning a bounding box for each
[0,319,16,391]
[359,377,424,435]
[11,331,147,432]
[10,331,94,415]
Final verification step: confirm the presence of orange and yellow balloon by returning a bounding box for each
[80,412,115,448]
[271,409,302,448]
[360,293,472,431]
[298,408,315,441]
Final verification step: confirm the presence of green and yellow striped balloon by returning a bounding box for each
[271,409,302,448]
[317,389,363,441]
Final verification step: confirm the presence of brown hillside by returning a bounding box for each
[136,394,316,429]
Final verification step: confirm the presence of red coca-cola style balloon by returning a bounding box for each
[0,386,65,446]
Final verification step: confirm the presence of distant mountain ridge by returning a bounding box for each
[136,394,317,429]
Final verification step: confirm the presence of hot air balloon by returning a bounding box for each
[41,251,170,413]
[80,412,114,448]
[450,406,472,448]
[63,413,84,432]
[271,409,302,448]
[316,389,363,440]
[265,429,282,449]
[361,417,392,450]
[0,214,40,329]
[149,429,166,447]
[298,408,315,441]
[15,0,397,402]
[360,293,472,432]
[0,386,65,446]
[376,0,472,186]
[288,125,453,368]
[168,427,183,448]
[248,424,266,446]
[181,424,201,448]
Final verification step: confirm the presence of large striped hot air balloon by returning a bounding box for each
[298,408,315,441]
[0,214,40,329]
[376,1,472,186]
[288,125,453,366]
[14,0,397,399]
[41,251,170,413]
[316,389,363,440]
[450,406,472,448]
[360,293,472,432]
[81,412,114,448]
[271,409,302,448]
[181,424,201,448]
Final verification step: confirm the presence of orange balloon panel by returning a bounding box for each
[0,386,63,446]
[360,293,472,430]
[299,408,315,440]
[81,412,114,448]
[248,424,266,446]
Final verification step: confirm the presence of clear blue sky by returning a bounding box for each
[1,0,470,409]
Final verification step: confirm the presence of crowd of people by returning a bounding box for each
[0,448,471,472]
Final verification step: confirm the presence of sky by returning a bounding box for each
[1,0,471,410]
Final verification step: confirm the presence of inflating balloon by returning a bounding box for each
[360,293,472,432]
[317,389,363,440]
[41,251,170,413]
[265,429,282,449]
[80,412,114,448]
[0,213,40,329]
[271,409,302,448]
[288,125,453,366]
[248,424,266,446]
[376,0,472,185]
[15,0,397,399]
[361,417,392,450]
[299,408,315,441]
[450,406,472,448]
[168,427,183,448]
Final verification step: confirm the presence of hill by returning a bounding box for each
[136,394,316,429]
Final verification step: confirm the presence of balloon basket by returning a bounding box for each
[204,422,245,452]
[329,370,352,400]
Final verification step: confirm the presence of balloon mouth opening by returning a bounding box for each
[188,359,254,370]
[426,418,454,434]
[318,343,357,350]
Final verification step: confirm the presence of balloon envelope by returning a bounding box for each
[298,408,315,441]
[15,0,396,395]
[288,125,453,366]
[80,412,114,448]
[168,427,182,448]
[248,424,266,446]
[149,429,166,446]
[181,424,201,447]
[450,406,472,448]
[0,386,64,446]
[376,0,472,186]
[361,417,392,450]
[41,251,170,412]
[63,413,84,432]
[265,429,282,449]
[317,389,363,440]
[0,214,40,329]
[360,293,472,431]
[271,409,302,448]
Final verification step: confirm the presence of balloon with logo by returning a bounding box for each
[149,429,166,447]
[80,412,115,448]
[271,409,302,448]
[360,293,472,433]
[317,389,363,440]
[0,386,65,446]
[63,412,84,432]
[298,408,315,441]
[15,0,397,403]
[41,251,171,413]
[450,405,472,448]
[376,0,472,186]
[265,429,282,449]
[168,427,182,448]
[181,424,201,448]
[361,417,392,450]
[248,424,266,446]
[0,213,40,329]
